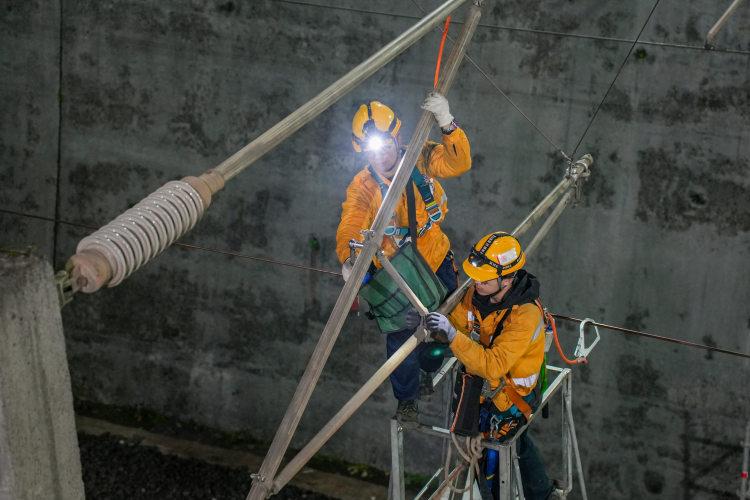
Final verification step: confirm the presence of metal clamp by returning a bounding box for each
[55,270,74,309]
[574,318,601,359]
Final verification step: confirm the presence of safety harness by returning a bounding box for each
[367,163,443,245]
[486,298,547,421]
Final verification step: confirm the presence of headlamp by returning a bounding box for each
[468,248,499,270]
[365,135,384,152]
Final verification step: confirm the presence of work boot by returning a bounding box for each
[548,479,566,499]
[395,399,419,429]
[419,371,435,398]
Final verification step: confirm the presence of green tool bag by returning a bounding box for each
[358,241,447,334]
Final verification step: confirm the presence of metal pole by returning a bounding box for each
[524,189,574,256]
[741,420,749,500]
[513,440,526,500]
[498,445,512,499]
[513,177,572,238]
[562,374,573,494]
[565,375,588,500]
[215,0,470,182]
[390,419,406,500]
[379,252,429,315]
[249,6,484,497]
[705,0,747,49]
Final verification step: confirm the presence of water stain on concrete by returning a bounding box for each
[624,308,649,331]
[65,70,154,131]
[643,469,665,494]
[638,82,750,125]
[601,86,633,122]
[615,354,667,399]
[635,146,750,235]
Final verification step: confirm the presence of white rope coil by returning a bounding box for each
[77,180,205,287]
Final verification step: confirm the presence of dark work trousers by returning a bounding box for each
[385,251,458,402]
[482,388,553,499]
[517,431,554,499]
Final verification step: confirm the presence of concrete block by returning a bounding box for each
[0,254,84,500]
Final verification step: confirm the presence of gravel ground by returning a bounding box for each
[78,433,333,500]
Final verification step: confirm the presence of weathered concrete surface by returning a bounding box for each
[0,254,84,500]
[1,0,750,498]
[0,0,59,257]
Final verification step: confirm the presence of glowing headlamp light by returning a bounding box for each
[365,135,385,152]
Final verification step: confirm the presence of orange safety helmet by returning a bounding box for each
[351,100,402,153]
[463,232,526,282]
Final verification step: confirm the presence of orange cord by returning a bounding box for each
[548,312,588,365]
[433,16,452,89]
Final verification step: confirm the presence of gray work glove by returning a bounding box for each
[404,308,422,330]
[425,312,456,343]
[421,92,454,129]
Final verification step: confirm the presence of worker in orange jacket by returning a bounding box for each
[336,94,471,427]
[424,232,557,499]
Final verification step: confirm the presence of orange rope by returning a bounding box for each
[433,16,452,88]
[547,311,588,365]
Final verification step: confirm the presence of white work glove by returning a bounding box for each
[425,312,456,343]
[421,92,454,129]
[341,258,354,282]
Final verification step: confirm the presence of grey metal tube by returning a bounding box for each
[524,189,574,256]
[565,377,588,500]
[706,0,746,48]
[741,420,749,500]
[215,0,470,182]
[513,177,572,238]
[246,4,481,498]
[379,252,429,315]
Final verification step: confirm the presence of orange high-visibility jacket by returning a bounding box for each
[335,128,471,272]
[448,286,546,411]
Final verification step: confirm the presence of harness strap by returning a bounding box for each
[503,380,533,420]
[367,165,441,243]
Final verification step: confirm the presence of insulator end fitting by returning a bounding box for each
[67,249,113,294]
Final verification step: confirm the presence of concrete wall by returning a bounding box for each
[1,0,749,498]
[0,254,84,500]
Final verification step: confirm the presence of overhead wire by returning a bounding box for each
[0,208,343,277]
[2,0,746,370]
[570,0,662,157]
[410,0,572,162]
[278,0,750,57]
[553,314,750,360]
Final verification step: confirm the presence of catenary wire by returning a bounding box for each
[409,0,572,162]
[0,208,343,277]
[570,0,662,157]
[3,208,747,359]
[277,0,750,56]
[553,314,750,360]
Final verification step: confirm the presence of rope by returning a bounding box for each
[445,434,483,496]
[0,208,342,277]
[433,16,452,88]
[570,0,662,157]
[409,0,572,162]
[552,313,750,360]
[547,311,587,365]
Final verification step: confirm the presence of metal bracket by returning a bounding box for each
[574,318,601,359]
[566,153,593,205]
[55,270,74,309]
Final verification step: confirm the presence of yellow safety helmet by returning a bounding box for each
[351,100,401,153]
[462,232,526,282]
